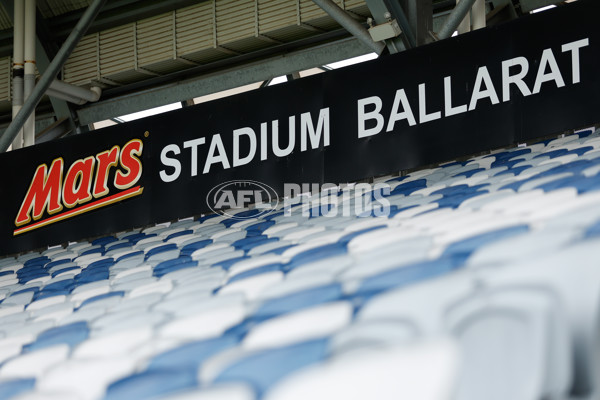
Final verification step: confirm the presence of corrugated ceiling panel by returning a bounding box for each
[99,24,135,78]
[216,0,256,45]
[181,48,229,64]
[39,0,91,18]
[306,18,339,31]
[0,56,10,102]
[0,5,12,30]
[137,59,190,75]
[301,0,345,30]
[258,0,298,33]
[176,2,214,55]
[98,69,148,86]
[344,0,365,9]
[345,2,371,17]
[260,24,312,42]
[59,0,371,88]
[300,0,345,21]
[219,36,271,53]
[64,34,99,86]
[137,13,175,67]
[300,0,325,21]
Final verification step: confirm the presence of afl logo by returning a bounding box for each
[206,180,278,220]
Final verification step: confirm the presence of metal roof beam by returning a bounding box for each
[76,37,374,126]
[364,0,408,53]
[0,0,77,135]
[367,0,434,48]
[34,7,81,133]
[312,0,385,55]
[398,0,433,46]
[437,0,478,39]
[382,0,416,48]
[0,0,107,152]
[37,43,79,133]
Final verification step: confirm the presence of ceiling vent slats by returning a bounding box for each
[38,0,91,18]
[0,9,11,31]
[258,0,299,35]
[301,0,346,30]
[99,25,136,77]
[63,34,98,86]
[345,2,371,17]
[215,0,256,45]
[345,0,366,8]
[300,0,330,21]
[137,13,175,67]
[176,2,215,56]
[0,0,371,104]
[0,56,10,101]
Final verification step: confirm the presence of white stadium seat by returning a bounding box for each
[1,129,600,399]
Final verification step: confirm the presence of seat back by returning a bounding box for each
[483,239,600,398]
[444,286,571,400]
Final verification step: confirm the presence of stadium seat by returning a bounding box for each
[1,129,600,399]
[263,339,459,400]
[447,287,571,400]
[159,384,256,400]
[481,238,600,398]
[211,338,329,395]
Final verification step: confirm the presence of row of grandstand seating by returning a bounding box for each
[0,128,600,399]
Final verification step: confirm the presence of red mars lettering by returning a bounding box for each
[14,139,144,235]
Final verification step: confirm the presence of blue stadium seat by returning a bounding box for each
[253,283,343,320]
[441,225,530,263]
[227,264,283,284]
[145,243,178,260]
[104,368,197,400]
[148,335,240,371]
[165,229,194,241]
[213,339,329,395]
[285,243,347,271]
[24,321,89,351]
[355,256,462,300]
[0,378,36,400]
[78,291,124,309]
[180,239,213,257]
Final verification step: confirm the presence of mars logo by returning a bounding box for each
[14,139,144,236]
[206,180,278,219]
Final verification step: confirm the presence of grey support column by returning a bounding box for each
[437,0,478,40]
[399,0,433,46]
[11,0,24,150]
[23,0,35,147]
[312,0,385,55]
[0,0,107,152]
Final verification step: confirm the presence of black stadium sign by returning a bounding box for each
[0,0,599,256]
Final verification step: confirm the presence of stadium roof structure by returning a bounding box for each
[0,0,567,144]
